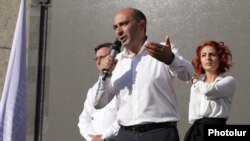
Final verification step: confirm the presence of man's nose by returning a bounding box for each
[116,27,123,36]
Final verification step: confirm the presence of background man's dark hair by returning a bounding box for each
[94,42,113,54]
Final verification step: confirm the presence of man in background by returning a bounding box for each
[78,42,119,141]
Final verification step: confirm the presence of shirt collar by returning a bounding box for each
[120,40,148,59]
[216,73,225,81]
[202,73,225,82]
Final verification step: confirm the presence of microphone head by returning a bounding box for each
[114,40,122,47]
[112,40,122,53]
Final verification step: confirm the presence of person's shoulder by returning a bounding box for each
[221,74,235,80]
[226,75,236,83]
[225,75,235,79]
[219,74,237,85]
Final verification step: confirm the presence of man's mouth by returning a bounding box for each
[120,36,127,43]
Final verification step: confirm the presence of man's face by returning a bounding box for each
[113,9,142,48]
[95,47,110,71]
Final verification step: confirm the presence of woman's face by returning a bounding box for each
[200,45,219,74]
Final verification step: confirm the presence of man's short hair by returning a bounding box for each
[132,8,147,24]
[131,8,147,33]
[94,42,113,54]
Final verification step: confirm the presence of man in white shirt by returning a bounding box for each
[78,43,119,141]
[94,8,194,141]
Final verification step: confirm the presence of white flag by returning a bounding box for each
[0,0,26,141]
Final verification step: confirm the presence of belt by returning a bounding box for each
[194,118,227,125]
[120,122,177,133]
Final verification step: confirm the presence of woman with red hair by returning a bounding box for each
[184,40,237,141]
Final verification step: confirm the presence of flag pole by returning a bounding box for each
[34,1,50,141]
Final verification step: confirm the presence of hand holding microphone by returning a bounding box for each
[102,40,121,81]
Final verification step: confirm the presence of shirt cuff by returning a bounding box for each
[169,54,182,71]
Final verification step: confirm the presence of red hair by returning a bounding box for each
[192,40,232,76]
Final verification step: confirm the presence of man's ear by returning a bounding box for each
[138,20,146,31]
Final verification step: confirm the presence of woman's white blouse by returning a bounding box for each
[188,74,237,123]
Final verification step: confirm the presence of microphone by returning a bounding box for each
[102,39,122,81]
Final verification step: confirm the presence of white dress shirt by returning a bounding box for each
[78,82,119,141]
[188,74,237,123]
[94,41,194,126]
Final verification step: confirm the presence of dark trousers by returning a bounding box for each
[117,124,180,141]
[184,118,226,141]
